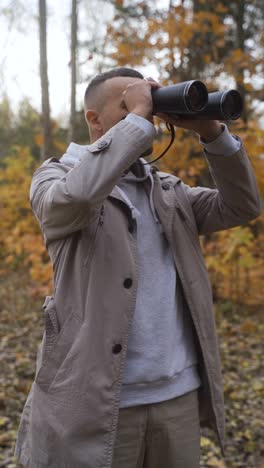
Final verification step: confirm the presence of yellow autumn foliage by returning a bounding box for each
[0,146,52,295]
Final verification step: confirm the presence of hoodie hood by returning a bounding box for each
[117,161,160,224]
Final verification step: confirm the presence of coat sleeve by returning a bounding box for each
[182,138,262,235]
[30,119,154,241]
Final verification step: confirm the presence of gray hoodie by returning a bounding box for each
[116,160,201,408]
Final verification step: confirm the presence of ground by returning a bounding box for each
[0,273,263,467]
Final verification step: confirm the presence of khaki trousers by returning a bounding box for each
[112,389,200,468]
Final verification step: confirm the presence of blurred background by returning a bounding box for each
[0,1,263,467]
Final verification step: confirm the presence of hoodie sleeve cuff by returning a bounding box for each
[125,113,156,140]
[200,123,241,156]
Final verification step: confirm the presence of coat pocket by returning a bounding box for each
[35,296,81,393]
[43,295,59,354]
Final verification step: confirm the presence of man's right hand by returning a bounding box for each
[122,79,161,122]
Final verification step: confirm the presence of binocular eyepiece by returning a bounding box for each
[152,80,243,120]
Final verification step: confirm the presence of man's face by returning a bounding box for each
[96,76,152,135]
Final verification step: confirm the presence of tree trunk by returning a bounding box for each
[39,0,51,160]
[68,0,78,144]
[236,0,248,125]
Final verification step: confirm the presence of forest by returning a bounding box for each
[0,1,263,467]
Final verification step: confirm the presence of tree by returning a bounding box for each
[78,0,115,79]
[66,0,115,144]
[38,0,52,160]
[68,0,78,144]
[0,96,14,160]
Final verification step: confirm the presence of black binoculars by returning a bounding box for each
[152,80,243,120]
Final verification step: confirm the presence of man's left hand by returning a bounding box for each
[156,112,223,143]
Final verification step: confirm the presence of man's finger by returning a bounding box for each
[146,76,157,82]
[145,77,162,88]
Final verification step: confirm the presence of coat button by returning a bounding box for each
[97,140,108,149]
[123,278,133,288]
[162,182,170,190]
[112,344,122,354]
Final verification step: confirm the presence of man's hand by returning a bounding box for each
[156,112,223,142]
[122,79,161,122]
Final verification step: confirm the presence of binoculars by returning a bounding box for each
[152,80,243,120]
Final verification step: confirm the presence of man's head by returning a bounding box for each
[84,67,144,142]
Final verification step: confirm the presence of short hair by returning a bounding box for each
[84,67,144,112]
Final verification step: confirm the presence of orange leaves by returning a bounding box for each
[34,134,44,146]
[115,0,124,7]
[215,3,228,15]
[225,49,254,78]
[194,11,225,35]
[240,319,257,334]
[0,147,52,290]
[203,222,263,306]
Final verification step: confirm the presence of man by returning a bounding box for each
[15,68,261,468]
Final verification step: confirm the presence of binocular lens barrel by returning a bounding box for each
[218,90,243,120]
[152,80,208,114]
[177,90,243,120]
[185,81,208,111]
[152,80,243,120]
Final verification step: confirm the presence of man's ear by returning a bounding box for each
[85,109,102,131]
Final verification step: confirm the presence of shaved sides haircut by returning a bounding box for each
[84,67,144,112]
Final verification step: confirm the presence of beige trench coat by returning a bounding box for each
[14,119,261,467]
